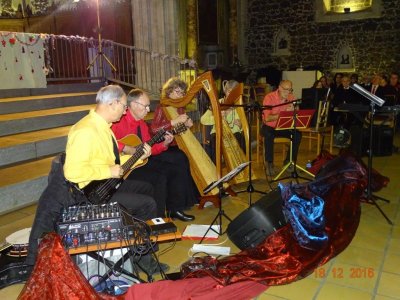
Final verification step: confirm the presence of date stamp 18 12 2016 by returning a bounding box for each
[314,267,375,279]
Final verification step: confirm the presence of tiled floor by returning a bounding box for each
[1,134,399,299]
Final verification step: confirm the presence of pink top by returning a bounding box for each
[262,89,295,128]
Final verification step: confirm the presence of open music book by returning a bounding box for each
[182,224,220,240]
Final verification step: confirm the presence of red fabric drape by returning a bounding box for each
[18,233,122,300]
[125,277,267,300]
[181,154,387,286]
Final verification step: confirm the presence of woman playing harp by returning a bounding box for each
[149,78,199,215]
[153,72,227,208]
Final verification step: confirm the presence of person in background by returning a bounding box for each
[200,79,245,162]
[261,80,301,176]
[312,80,323,89]
[350,73,359,85]
[319,76,329,89]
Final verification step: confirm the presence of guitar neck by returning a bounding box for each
[120,130,165,173]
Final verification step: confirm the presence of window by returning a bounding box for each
[315,0,382,22]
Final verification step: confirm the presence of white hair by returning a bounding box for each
[96,85,125,104]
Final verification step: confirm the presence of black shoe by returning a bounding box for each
[169,210,195,222]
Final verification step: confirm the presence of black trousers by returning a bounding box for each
[261,125,302,163]
[26,157,157,266]
[127,146,198,214]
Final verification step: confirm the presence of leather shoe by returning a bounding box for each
[169,210,195,222]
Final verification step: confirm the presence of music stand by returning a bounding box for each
[350,84,393,225]
[199,161,250,244]
[272,108,316,182]
[228,102,267,205]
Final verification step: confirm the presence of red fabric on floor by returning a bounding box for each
[181,154,381,286]
[124,277,267,300]
[18,233,121,300]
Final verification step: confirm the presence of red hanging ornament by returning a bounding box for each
[29,36,34,43]
[1,40,6,47]
[9,38,16,45]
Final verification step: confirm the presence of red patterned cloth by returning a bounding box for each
[18,233,121,300]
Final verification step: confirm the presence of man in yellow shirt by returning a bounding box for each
[64,85,157,220]
[27,86,163,274]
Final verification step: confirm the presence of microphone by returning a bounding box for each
[291,99,302,105]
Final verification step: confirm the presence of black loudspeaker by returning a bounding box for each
[349,125,368,157]
[227,189,287,250]
[372,125,393,156]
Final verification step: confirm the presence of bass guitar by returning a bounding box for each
[81,123,187,204]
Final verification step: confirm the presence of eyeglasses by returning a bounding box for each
[135,101,150,110]
[117,100,128,110]
[280,86,293,93]
[174,88,186,96]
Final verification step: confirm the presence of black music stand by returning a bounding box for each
[199,161,250,244]
[350,84,393,225]
[220,102,266,206]
[271,108,316,182]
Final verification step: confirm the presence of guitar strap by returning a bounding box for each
[111,135,120,164]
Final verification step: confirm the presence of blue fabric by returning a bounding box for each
[279,183,328,250]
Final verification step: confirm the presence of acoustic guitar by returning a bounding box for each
[81,123,187,204]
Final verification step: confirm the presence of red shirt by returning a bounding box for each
[150,105,186,146]
[262,89,295,128]
[111,111,167,156]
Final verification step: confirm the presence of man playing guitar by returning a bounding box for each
[112,88,196,222]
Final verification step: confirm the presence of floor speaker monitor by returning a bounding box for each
[227,189,287,250]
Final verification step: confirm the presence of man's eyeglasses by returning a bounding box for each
[280,86,293,93]
[135,101,150,110]
[117,100,128,110]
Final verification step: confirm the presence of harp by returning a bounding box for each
[220,83,256,184]
[160,71,228,208]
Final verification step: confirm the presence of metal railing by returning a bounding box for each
[45,34,197,98]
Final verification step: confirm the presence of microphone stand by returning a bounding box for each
[350,84,393,225]
[220,102,266,206]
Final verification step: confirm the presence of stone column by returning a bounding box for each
[186,0,198,61]
[131,0,180,95]
[229,0,238,62]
